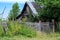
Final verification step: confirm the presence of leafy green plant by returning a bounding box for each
[0,26,4,36]
[6,21,21,36]
[19,24,36,37]
[6,21,36,37]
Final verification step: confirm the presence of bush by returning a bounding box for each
[6,21,21,36]
[6,21,36,37]
[0,26,4,36]
[19,24,36,37]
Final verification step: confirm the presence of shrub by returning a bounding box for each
[19,24,36,37]
[6,21,36,37]
[6,21,21,36]
[0,26,4,36]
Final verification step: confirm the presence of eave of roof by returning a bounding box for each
[16,3,27,19]
[16,2,39,19]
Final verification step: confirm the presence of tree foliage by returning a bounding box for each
[30,13,35,22]
[8,3,20,20]
[35,0,60,21]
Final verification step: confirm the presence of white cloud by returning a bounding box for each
[0,0,34,3]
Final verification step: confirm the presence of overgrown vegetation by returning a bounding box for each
[6,21,36,37]
[0,21,36,37]
[0,21,60,40]
[0,26,4,36]
[0,32,60,40]
[35,0,60,32]
[35,0,60,21]
[30,13,35,22]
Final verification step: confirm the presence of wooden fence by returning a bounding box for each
[0,21,55,33]
[0,21,8,33]
[19,21,55,33]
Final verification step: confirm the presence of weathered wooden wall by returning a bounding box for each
[19,21,55,33]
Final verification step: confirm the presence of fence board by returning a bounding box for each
[19,21,55,33]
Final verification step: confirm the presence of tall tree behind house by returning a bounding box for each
[35,0,60,21]
[8,2,20,20]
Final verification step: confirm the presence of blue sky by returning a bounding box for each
[0,2,24,20]
[0,0,34,20]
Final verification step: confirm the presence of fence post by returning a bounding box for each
[2,21,8,34]
[39,21,41,31]
[52,19,55,32]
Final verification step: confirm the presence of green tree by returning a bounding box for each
[35,0,60,31]
[8,2,20,20]
[35,0,60,21]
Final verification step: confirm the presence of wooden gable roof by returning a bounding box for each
[16,2,41,19]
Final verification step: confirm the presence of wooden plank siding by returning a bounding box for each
[18,21,55,33]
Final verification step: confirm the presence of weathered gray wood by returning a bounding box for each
[19,21,55,33]
[52,19,55,32]
[0,21,8,34]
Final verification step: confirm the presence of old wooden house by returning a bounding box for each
[16,2,41,22]
[16,2,55,33]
